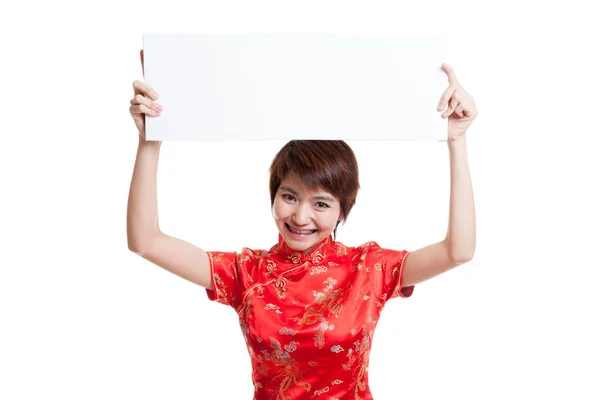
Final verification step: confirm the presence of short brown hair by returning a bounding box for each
[269,140,360,240]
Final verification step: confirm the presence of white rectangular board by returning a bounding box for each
[143,34,448,141]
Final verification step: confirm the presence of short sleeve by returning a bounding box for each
[204,250,241,308]
[363,242,414,301]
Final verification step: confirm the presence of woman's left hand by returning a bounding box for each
[438,63,478,141]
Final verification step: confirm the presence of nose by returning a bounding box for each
[292,202,313,225]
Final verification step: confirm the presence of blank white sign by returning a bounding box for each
[143,34,448,141]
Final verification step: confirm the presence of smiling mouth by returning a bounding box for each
[286,223,318,236]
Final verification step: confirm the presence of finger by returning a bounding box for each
[132,80,159,100]
[454,104,465,118]
[140,49,144,77]
[437,86,455,111]
[442,96,459,118]
[450,96,459,111]
[451,88,476,117]
[442,63,460,87]
[131,93,163,113]
[130,103,161,117]
[453,86,472,103]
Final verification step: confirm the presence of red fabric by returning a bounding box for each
[206,234,413,400]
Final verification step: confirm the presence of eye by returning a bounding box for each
[282,194,296,202]
[316,202,330,209]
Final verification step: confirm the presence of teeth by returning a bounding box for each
[289,225,315,235]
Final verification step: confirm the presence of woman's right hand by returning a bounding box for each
[129,49,163,139]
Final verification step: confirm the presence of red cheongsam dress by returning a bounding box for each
[205,234,414,400]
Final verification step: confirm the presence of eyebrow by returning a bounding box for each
[279,186,336,202]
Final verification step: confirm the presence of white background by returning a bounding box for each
[1,1,599,399]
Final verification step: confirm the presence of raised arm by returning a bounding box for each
[126,50,212,289]
[401,63,478,287]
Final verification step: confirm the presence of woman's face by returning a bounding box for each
[272,175,342,254]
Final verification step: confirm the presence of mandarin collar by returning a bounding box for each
[271,233,333,265]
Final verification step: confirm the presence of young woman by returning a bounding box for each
[127,50,477,400]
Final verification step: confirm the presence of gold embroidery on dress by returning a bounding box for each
[212,274,230,305]
[263,336,312,400]
[264,303,283,314]
[375,300,384,316]
[238,285,261,322]
[211,253,224,262]
[256,354,269,376]
[334,243,347,257]
[292,278,349,348]
[309,265,328,275]
[265,259,278,277]
[357,251,367,270]
[311,386,329,397]
[288,251,303,264]
[390,265,400,291]
[314,320,335,349]
[342,328,373,400]
[311,250,325,264]
[209,253,234,304]
[275,275,288,299]
[354,288,368,301]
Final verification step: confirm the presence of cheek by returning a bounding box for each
[272,200,288,220]
[325,212,340,227]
